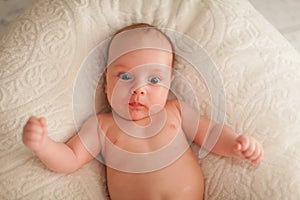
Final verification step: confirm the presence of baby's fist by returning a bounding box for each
[234,135,264,164]
[22,116,48,153]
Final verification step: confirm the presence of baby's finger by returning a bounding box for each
[27,116,40,124]
[251,150,264,164]
[39,117,46,127]
[236,135,250,152]
[23,122,43,132]
[243,141,256,158]
[250,144,264,161]
[233,142,245,159]
[24,133,43,143]
[247,144,261,161]
[234,142,242,151]
[38,117,48,135]
[24,126,44,139]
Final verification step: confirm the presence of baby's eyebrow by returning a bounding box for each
[111,64,126,68]
[110,64,131,71]
[150,66,172,73]
[110,63,171,73]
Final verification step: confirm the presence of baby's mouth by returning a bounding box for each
[129,102,146,109]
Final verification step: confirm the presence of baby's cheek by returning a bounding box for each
[109,83,130,98]
[151,89,169,104]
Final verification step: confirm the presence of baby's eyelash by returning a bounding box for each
[118,72,133,80]
[148,76,161,84]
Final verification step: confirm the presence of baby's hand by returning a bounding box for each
[22,116,48,153]
[233,135,264,164]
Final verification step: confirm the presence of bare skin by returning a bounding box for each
[22,26,264,199]
[100,101,205,200]
[23,101,263,200]
[106,151,204,200]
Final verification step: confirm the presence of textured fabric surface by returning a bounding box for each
[0,0,300,199]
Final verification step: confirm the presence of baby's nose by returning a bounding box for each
[131,87,146,95]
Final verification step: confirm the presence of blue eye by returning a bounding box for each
[149,77,160,84]
[119,73,133,80]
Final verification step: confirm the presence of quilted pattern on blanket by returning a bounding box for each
[0,0,299,199]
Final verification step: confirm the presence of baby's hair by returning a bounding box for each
[114,23,156,35]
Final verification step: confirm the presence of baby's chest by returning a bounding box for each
[101,116,191,173]
[107,121,182,153]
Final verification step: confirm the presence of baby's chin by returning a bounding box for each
[112,105,165,122]
[112,110,151,122]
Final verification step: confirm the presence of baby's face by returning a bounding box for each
[106,49,173,121]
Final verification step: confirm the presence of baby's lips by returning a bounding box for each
[129,102,144,107]
[128,102,146,109]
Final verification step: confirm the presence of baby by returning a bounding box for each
[22,23,264,200]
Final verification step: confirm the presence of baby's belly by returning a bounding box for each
[106,148,204,200]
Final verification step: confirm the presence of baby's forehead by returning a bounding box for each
[107,27,173,65]
[110,27,172,48]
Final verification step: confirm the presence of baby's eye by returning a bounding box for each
[119,73,133,81]
[148,76,160,84]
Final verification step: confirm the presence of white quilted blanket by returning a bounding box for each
[0,0,300,199]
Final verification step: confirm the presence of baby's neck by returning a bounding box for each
[112,110,167,139]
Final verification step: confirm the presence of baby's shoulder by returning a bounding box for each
[166,99,197,118]
[80,113,112,130]
[166,99,179,108]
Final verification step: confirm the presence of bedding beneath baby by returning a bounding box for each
[0,0,300,199]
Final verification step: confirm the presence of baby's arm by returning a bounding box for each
[22,116,94,173]
[178,101,263,164]
[205,124,264,164]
